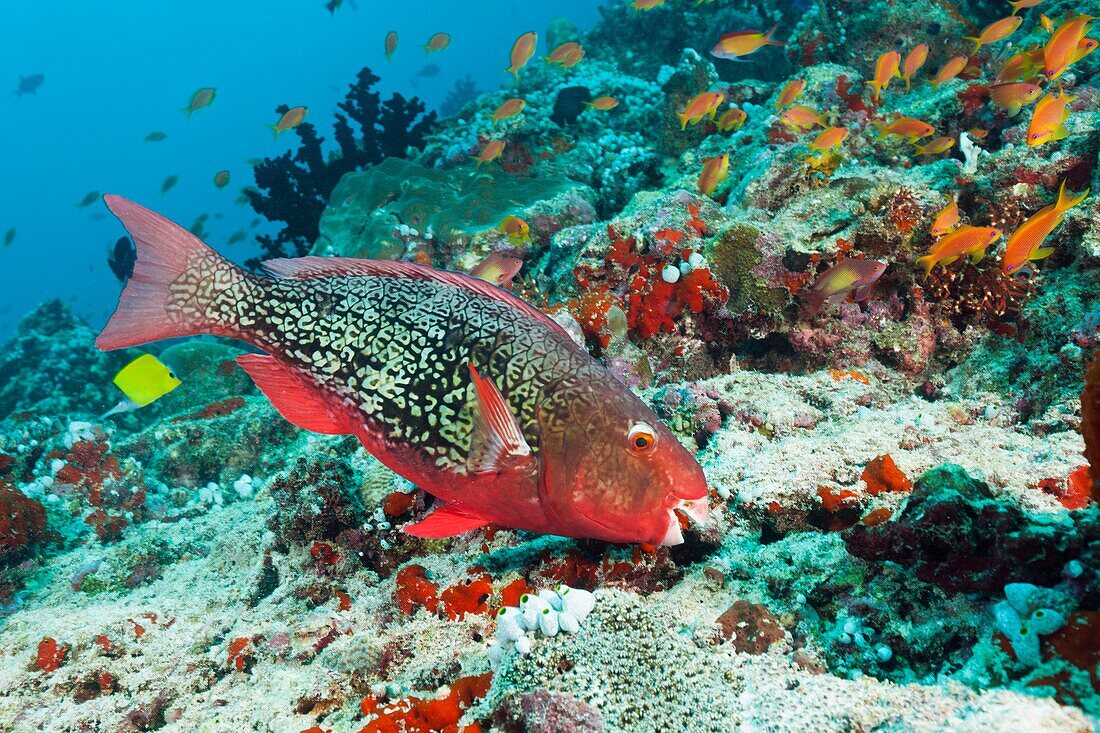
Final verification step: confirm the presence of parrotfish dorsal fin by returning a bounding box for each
[402,503,490,538]
[262,256,571,340]
[466,362,532,474]
[236,353,358,435]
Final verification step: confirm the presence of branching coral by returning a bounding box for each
[247,67,436,266]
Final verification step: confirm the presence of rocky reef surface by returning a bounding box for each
[1,0,1099,731]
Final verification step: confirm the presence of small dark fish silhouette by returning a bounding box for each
[77,190,101,208]
[90,212,107,222]
[107,236,136,282]
[3,228,15,247]
[145,131,167,142]
[417,64,441,78]
[161,175,179,195]
[15,73,44,97]
[227,230,247,245]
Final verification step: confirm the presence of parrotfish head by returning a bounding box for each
[537,385,708,546]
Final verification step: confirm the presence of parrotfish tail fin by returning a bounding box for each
[97,195,249,351]
[915,254,935,279]
[765,22,785,47]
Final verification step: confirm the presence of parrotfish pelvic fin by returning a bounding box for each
[236,353,359,435]
[402,502,490,538]
[467,362,532,474]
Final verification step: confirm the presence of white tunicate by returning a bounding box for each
[539,608,560,637]
[876,643,893,662]
[558,610,580,634]
[538,589,563,610]
[1065,560,1084,578]
[1004,583,1039,615]
[520,594,550,627]
[514,635,533,655]
[688,252,706,270]
[496,614,525,643]
[842,619,859,635]
[679,261,692,276]
[661,264,680,284]
[558,586,596,621]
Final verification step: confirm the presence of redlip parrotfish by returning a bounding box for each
[182,87,216,116]
[915,225,1001,276]
[97,196,708,545]
[507,32,537,78]
[1002,180,1088,274]
[966,16,1022,54]
[1027,88,1074,147]
[805,259,886,316]
[469,252,523,288]
[711,25,784,60]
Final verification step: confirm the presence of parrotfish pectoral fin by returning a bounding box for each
[467,362,532,474]
[402,503,491,538]
[236,353,358,435]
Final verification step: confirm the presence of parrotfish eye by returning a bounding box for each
[628,423,657,454]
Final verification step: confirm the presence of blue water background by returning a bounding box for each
[0,0,605,340]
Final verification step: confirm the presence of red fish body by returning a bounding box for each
[97,197,708,546]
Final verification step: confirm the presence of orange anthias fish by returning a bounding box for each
[931,55,969,87]
[989,81,1042,116]
[866,50,901,104]
[1073,37,1099,63]
[492,98,526,123]
[873,117,935,141]
[711,24,784,60]
[912,136,955,155]
[1027,88,1074,146]
[469,252,524,287]
[931,200,961,236]
[967,15,1022,54]
[424,32,450,54]
[475,139,506,166]
[715,107,747,132]
[1002,180,1089,273]
[698,153,730,196]
[810,126,849,151]
[776,79,806,110]
[98,197,708,545]
[780,105,827,131]
[677,91,725,128]
[915,225,1002,276]
[585,96,620,111]
[996,46,1044,82]
[1009,0,1045,14]
[271,106,308,139]
[1044,14,1093,80]
[498,215,530,244]
[902,44,929,90]
[507,32,538,78]
[385,31,398,63]
[181,87,216,117]
[805,260,887,316]
[634,0,667,10]
[546,42,584,68]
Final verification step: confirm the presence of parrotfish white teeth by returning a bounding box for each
[678,497,708,525]
[662,511,685,546]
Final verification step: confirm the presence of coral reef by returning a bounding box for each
[247,67,437,265]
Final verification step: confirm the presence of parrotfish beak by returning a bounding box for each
[660,497,709,546]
